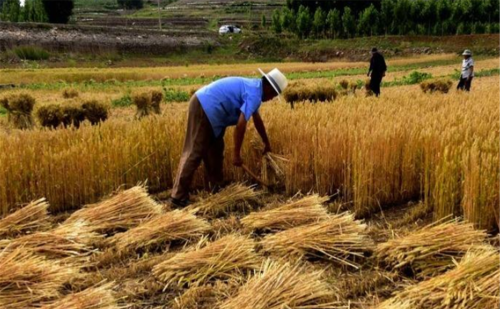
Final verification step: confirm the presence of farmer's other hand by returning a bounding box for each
[233,154,243,167]
[367,73,370,77]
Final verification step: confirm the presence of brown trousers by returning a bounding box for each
[171,95,225,200]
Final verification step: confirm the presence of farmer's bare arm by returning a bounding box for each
[253,112,271,153]
[469,66,474,79]
[233,113,247,166]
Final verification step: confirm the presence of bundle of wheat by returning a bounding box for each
[260,212,373,268]
[335,270,401,301]
[219,260,343,309]
[186,183,262,218]
[62,89,79,99]
[0,198,49,238]
[40,282,119,309]
[110,209,210,252]
[0,220,102,264]
[339,80,349,90]
[81,100,108,125]
[132,93,151,119]
[150,90,163,114]
[420,78,453,94]
[1,93,35,129]
[261,152,288,187]
[375,218,487,277]
[283,83,337,104]
[365,79,374,96]
[241,194,328,231]
[36,104,64,128]
[172,280,239,309]
[0,247,79,308]
[65,186,162,234]
[61,104,86,128]
[153,235,260,289]
[377,246,500,309]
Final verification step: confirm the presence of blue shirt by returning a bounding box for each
[196,77,263,138]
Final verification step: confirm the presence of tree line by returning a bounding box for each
[1,0,74,23]
[269,0,500,39]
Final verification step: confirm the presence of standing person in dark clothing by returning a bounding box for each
[457,49,474,92]
[367,48,387,97]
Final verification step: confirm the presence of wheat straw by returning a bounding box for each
[0,198,49,238]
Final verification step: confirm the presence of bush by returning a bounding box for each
[111,92,132,108]
[401,71,433,85]
[1,93,36,129]
[11,46,50,61]
[420,79,453,94]
[62,88,79,99]
[81,100,108,125]
[162,87,190,102]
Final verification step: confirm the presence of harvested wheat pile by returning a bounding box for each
[150,90,163,114]
[241,194,328,231]
[111,209,210,251]
[260,212,373,268]
[132,92,151,119]
[153,235,260,289]
[36,104,64,128]
[375,219,487,277]
[65,186,162,234]
[61,104,86,128]
[0,220,102,264]
[0,247,79,309]
[1,93,36,129]
[365,79,373,96]
[172,281,237,309]
[377,246,500,309]
[219,260,342,309]
[0,198,49,238]
[283,82,337,104]
[81,100,108,125]
[40,282,119,309]
[62,89,79,99]
[420,79,453,94]
[186,183,262,218]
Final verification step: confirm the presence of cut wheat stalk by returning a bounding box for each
[0,246,80,309]
[172,280,240,309]
[40,282,120,309]
[377,246,500,309]
[65,185,162,234]
[153,234,261,289]
[375,218,487,277]
[186,183,262,217]
[241,194,328,231]
[219,259,345,309]
[260,212,373,268]
[110,209,210,252]
[0,220,102,265]
[0,198,49,238]
[261,152,288,187]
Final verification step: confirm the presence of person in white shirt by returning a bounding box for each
[457,49,474,92]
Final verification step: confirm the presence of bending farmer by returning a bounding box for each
[170,68,288,207]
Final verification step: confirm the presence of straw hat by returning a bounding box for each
[258,68,288,101]
[462,49,472,56]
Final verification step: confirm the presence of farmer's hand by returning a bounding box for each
[263,143,272,155]
[382,72,386,77]
[367,72,370,77]
[233,154,243,167]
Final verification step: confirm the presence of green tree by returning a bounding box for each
[380,0,394,34]
[272,9,282,33]
[358,4,379,36]
[42,0,73,23]
[312,7,326,37]
[261,14,267,28]
[296,5,312,38]
[281,7,296,32]
[22,0,48,22]
[436,0,453,34]
[2,0,20,22]
[393,0,410,35]
[341,7,355,38]
[326,8,341,39]
[117,0,142,9]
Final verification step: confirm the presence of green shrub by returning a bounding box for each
[112,92,133,107]
[162,87,190,102]
[12,46,50,60]
[401,71,433,85]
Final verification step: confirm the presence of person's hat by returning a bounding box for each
[371,47,378,53]
[462,49,472,56]
[258,68,288,101]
